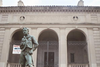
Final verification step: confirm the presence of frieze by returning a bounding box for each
[0,6,100,13]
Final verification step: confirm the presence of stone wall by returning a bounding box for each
[93,28,100,67]
[0,13,99,24]
[0,28,5,61]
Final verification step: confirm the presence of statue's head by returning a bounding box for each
[23,27,29,35]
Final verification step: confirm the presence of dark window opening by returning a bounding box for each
[44,52,54,67]
[70,53,75,63]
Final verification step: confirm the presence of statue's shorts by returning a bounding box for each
[19,48,34,66]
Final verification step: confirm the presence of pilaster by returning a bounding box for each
[0,28,10,67]
[59,28,67,67]
[87,28,97,67]
[93,28,100,67]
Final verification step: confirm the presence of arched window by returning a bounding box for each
[37,29,59,67]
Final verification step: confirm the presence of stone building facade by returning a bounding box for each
[0,5,100,67]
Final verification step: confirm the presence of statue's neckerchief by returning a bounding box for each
[24,34,31,39]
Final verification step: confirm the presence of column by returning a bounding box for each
[0,28,10,67]
[59,28,67,67]
[88,28,97,67]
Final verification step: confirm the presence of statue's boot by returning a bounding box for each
[29,64,33,67]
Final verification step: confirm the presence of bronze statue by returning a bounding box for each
[19,27,39,67]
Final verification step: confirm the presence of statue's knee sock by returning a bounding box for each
[29,64,33,67]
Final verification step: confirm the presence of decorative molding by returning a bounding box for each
[93,28,99,31]
[73,16,78,21]
[1,15,8,22]
[0,6,100,13]
[93,27,100,64]
[59,27,66,29]
[91,14,98,22]
[1,22,100,25]
[31,27,38,29]
[0,23,100,28]
[20,16,25,21]
[0,28,5,31]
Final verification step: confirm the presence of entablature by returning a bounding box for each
[0,6,100,13]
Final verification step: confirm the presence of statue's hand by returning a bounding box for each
[29,50,33,55]
[20,42,26,49]
[32,48,36,51]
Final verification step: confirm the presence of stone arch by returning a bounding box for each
[10,28,22,40]
[38,29,58,41]
[66,28,88,41]
[67,29,89,65]
[8,29,23,63]
[67,29,86,41]
[37,28,59,41]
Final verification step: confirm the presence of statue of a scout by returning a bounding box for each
[19,27,39,67]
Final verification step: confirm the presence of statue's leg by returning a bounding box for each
[25,53,33,67]
[21,58,25,67]
[20,52,26,67]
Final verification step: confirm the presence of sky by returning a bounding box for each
[2,0,100,6]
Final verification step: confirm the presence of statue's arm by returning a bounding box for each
[31,36,39,51]
[20,40,25,49]
[20,37,26,50]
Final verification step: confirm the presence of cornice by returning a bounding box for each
[0,6,100,13]
[0,23,100,29]
[0,22,100,25]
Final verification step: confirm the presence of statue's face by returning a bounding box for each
[23,29,28,35]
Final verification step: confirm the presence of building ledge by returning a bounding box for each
[0,22,100,25]
[0,6,100,13]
